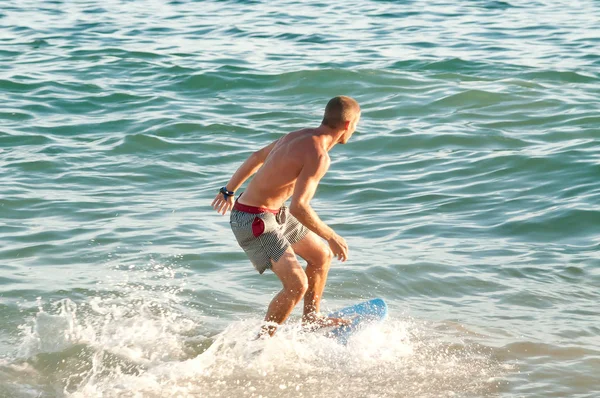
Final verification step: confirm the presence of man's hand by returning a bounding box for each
[211,193,234,215]
[327,233,348,262]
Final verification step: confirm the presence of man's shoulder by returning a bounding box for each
[280,128,328,162]
[287,127,316,140]
[302,145,330,170]
[296,137,328,160]
[285,129,318,149]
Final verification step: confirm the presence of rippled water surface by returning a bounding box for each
[1,0,599,397]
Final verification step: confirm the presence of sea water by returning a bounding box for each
[1,0,599,396]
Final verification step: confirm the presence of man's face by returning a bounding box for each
[340,112,361,144]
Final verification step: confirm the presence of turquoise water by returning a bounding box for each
[1,0,599,396]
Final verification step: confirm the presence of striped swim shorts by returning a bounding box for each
[230,201,309,274]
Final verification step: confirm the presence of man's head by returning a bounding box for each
[321,96,361,144]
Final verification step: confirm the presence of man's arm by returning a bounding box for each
[211,139,278,215]
[289,154,333,239]
[225,139,279,192]
[289,154,348,261]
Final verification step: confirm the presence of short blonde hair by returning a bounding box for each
[321,96,360,128]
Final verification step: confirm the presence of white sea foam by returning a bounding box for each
[10,290,505,398]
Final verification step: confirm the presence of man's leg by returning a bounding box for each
[261,247,308,336]
[291,231,336,322]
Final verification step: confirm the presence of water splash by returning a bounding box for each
[6,293,507,397]
[9,279,203,397]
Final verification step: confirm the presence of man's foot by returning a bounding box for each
[302,313,351,332]
[255,322,278,339]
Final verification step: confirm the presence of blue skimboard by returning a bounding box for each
[326,298,388,345]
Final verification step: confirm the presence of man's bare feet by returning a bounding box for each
[255,322,278,339]
[302,313,351,332]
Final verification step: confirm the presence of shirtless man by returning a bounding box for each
[211,96,361,336]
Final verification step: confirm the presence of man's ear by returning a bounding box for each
[343,120,350,130]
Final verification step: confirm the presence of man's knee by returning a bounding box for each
[287,272,308,299]
[273,252,309,298]
[311,246,333,269]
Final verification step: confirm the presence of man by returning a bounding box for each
[211,96,361,336]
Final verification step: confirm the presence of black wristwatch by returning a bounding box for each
[219,186,235,199]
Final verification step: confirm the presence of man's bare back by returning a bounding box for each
[238,128,327,210]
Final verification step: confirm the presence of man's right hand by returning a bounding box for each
[211,192,234,215]
[327,233,348,262]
